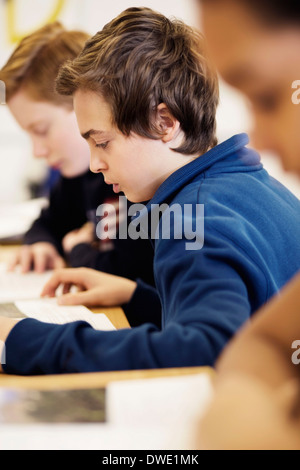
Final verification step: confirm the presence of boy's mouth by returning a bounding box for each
[49,161,62,170]
[104,179,120,193]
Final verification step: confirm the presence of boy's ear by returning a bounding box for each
[156,103,181,143]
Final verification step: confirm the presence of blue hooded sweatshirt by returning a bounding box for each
[3,134,300,375]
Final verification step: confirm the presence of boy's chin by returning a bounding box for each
[125,193,146,204]
[60,167,88,178]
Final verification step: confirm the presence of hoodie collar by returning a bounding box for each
[130,133,260,233]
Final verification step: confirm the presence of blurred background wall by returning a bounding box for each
[0,0,299,204]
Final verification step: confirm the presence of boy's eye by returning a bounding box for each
[33,128,48,136]
[96,142,109,149]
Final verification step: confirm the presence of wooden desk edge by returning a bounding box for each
[0,367,215,390]
[91,307,130,329]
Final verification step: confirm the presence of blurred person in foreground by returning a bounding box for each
[196,0,300,450]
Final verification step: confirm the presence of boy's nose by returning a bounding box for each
[90,152,108,174]
[32,141,49,159]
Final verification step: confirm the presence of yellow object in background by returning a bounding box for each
[6,0,66,43]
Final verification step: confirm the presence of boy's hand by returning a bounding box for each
[7,243,66,274]
[62,223,95,254]
[41,267,137,307]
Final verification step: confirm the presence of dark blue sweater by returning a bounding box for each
[4,134,300,375]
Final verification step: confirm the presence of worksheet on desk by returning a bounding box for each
[0,263,53,303]
[14,298,116,331]
[0,198,48,241]
[0,263,116,331]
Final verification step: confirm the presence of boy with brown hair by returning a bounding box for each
[0,7,300,375]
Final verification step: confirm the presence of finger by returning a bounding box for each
[40,268,88,298]
[53,257,66,270]
[62,283,73,295]
[57,289,102,307]
[81,222,95,234]
[33,251,48,273]
[19,247,33,273]
[7,253,20,272]
[48,256,66,271]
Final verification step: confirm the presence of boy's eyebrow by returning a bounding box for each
[81,129,106,140]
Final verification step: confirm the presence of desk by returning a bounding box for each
[0,367,214,390]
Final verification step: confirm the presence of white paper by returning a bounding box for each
[15,298,116,331]
[0,423,177,450]
[106,373,214,447]
[0,198,48,240]
[0,263,53,303]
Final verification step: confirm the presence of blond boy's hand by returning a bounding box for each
[62,222,95,254]
[7,243,66,274]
